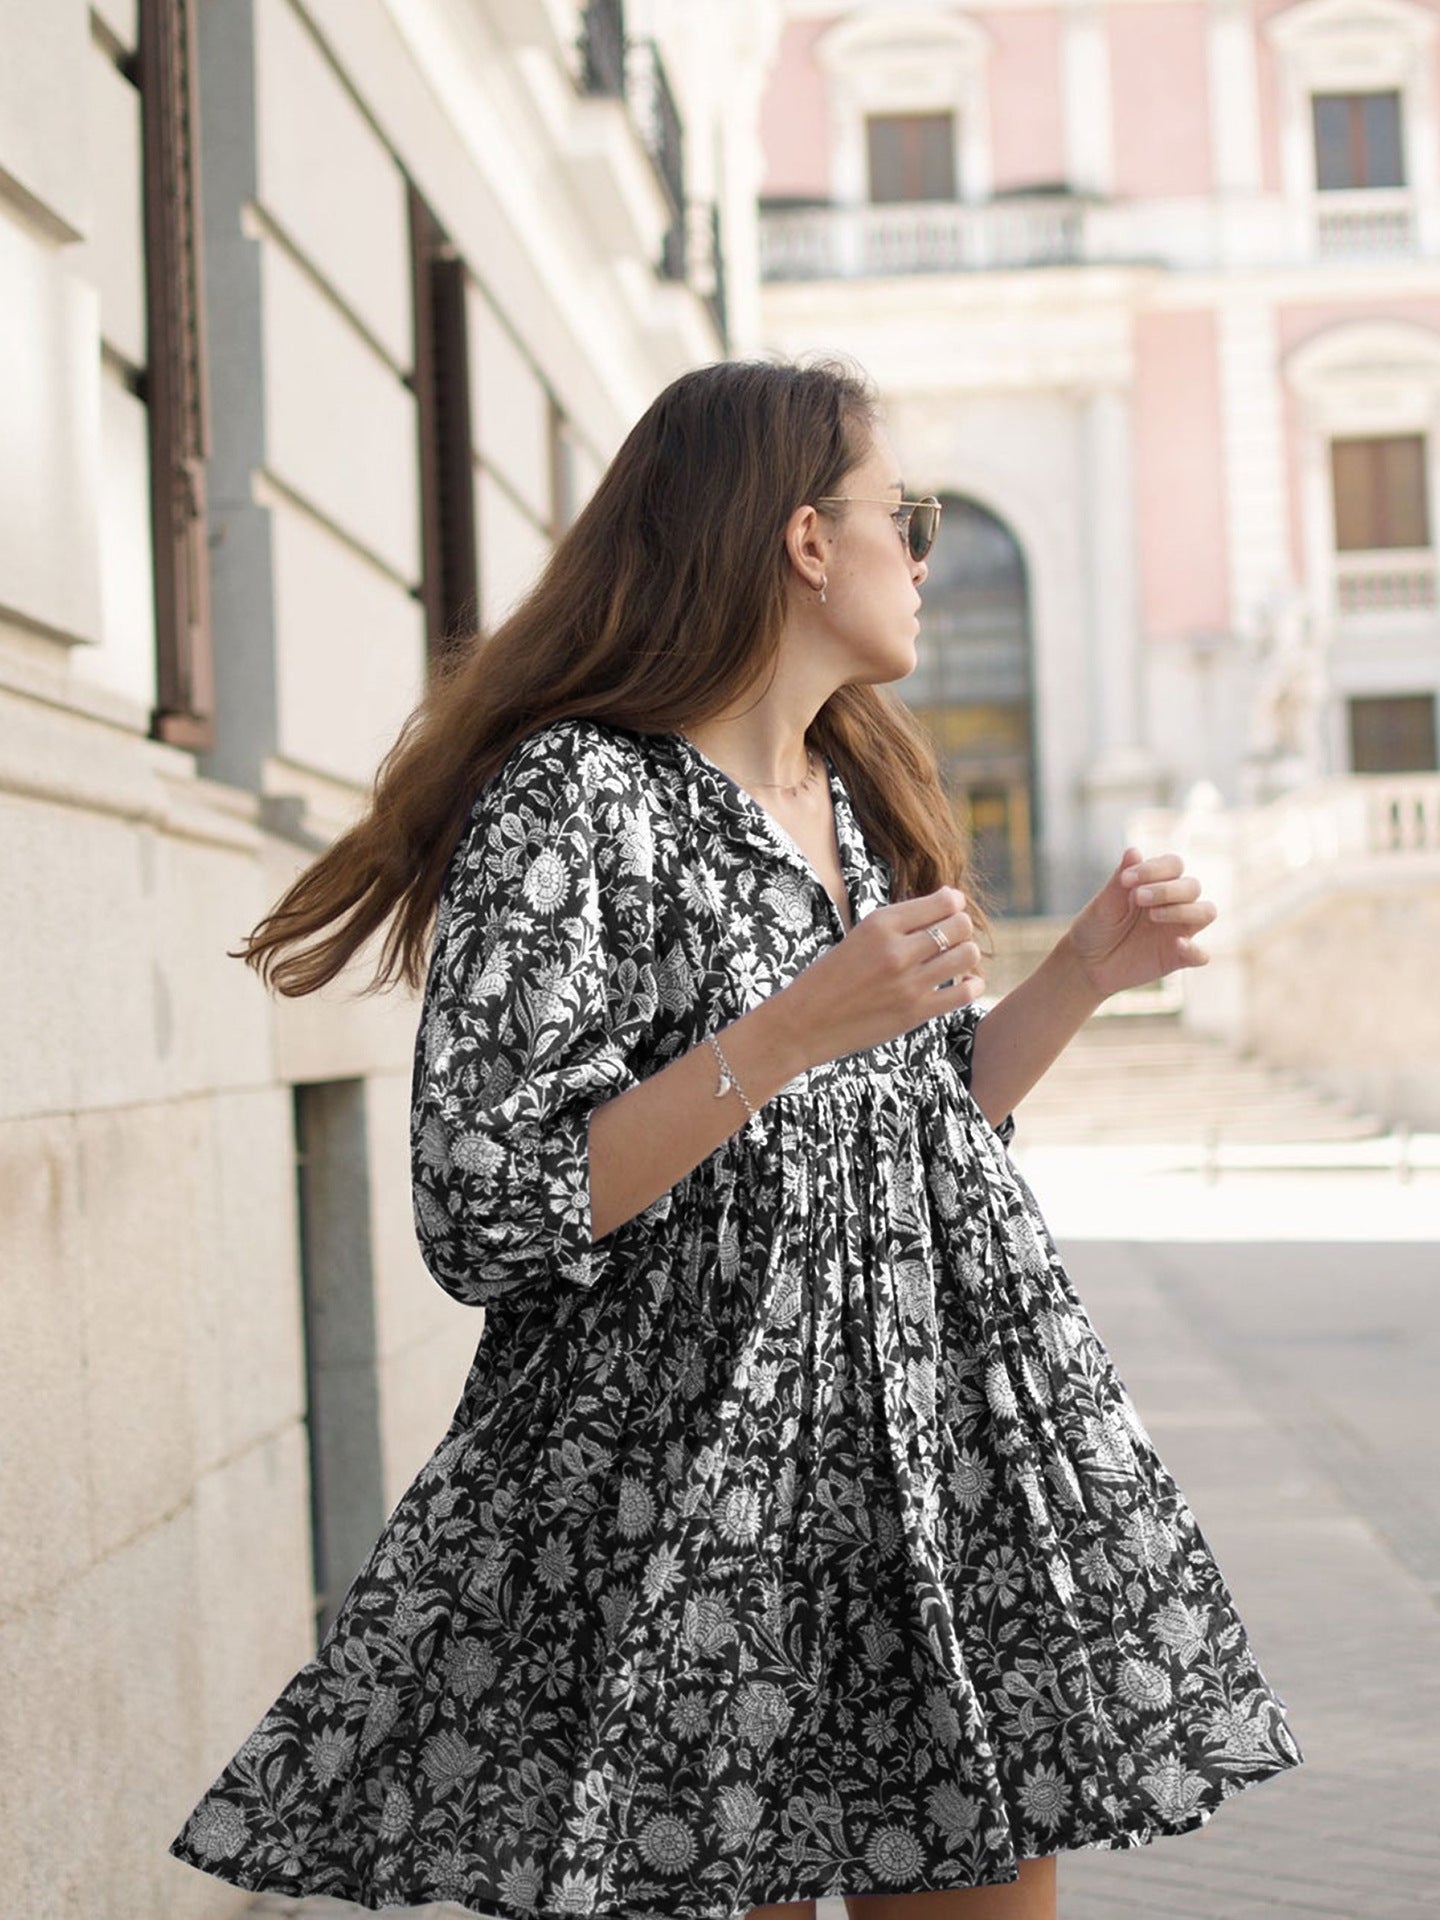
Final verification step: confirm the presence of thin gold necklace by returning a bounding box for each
[682,733,820,799]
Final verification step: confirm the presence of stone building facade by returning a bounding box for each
[0,3,775,1913]
[758,0,1440,914]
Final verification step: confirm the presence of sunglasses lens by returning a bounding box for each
[909,500,939,561]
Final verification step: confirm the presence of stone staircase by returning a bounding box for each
[1010,1005,1386,1147]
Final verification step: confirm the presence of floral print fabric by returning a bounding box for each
[169,719,1301,1918]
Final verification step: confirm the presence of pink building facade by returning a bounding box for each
[758,0,1440,913]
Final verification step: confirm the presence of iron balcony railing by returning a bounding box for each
[580,0,625,99]
[627,37,685,280]
[578,5,725,338]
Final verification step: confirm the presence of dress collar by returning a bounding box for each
[655,729,886,926]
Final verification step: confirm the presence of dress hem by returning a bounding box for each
[167,1751,1301,1920]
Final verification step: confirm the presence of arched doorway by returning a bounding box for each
[902,494,1038,913]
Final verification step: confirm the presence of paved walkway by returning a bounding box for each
[1053,1234,1440,1920]
[246,1171,1440,1920]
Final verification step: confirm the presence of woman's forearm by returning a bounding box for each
[968,932,1106,1131]
[588,990,812,1244]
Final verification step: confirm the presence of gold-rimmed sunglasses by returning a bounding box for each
[814,494,942,563]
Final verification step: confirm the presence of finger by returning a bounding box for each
[1146,900,1217,927]
[1132,876,1201,907]
[911,922,983,977]
[893,886,968,935]
[1123,853,1186,887]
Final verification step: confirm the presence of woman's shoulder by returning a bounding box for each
[489,716,661,807]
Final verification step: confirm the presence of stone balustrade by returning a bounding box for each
[759,188,1435,283]
[1125,773,1440,1127]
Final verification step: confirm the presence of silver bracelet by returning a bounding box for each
[706,1032,757,1120]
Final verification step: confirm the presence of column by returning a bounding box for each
[1078,384,1165,875]
[1063,3,1113,199]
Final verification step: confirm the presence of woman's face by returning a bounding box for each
[816,424,930,686]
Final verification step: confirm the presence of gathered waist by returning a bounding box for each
[767,1022,956,1102]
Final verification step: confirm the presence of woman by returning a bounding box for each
[168,359,1300,1920]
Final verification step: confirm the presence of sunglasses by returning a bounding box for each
[814,494,942,563]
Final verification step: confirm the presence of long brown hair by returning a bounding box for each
[236,357,993,997]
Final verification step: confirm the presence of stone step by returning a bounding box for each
[1007,1007,1385,1146]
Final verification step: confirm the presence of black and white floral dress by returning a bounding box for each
[169,717,1301,1918]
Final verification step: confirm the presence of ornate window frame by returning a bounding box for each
[1264,0,1440,255]
[815,7,991,207]
[1286,320,1440,628]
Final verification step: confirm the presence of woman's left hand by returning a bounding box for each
[1065,846,1218,1001]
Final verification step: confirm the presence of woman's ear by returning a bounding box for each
[783,502,829,596]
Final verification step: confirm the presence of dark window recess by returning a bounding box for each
[1349,694,1438,773]
[410,189,479,661]
[293,1082,387,1642]
[141,0,214,750]
[705,199,729,351]
[1332,435,1430,551]
[1313,91,1405,191]
[581,0,626,98]
[867,113,957,204]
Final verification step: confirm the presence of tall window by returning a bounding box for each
[1349,694,1438,773]
[1331,435,1429,550]
[866,113,957,203]
[141,0,214,748]
[1313,91,1404,190]
[410,188,479,664]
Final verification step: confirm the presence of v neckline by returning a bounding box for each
[663,730,864,936]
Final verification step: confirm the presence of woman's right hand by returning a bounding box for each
[779,887,987,1069]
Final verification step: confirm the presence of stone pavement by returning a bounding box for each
[1053,1235,1440,1920]
[246,1178,1440,1920]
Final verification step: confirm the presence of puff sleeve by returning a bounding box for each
[943,999,1016,1148]
[410,723,667,1307]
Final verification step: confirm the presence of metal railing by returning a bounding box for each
[580,0,625,98]
[577,8,723,333]
[627,38,685,280]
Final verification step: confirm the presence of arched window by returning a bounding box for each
[903,495,1039,912]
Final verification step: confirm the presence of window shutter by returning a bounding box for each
[1349,695,1438,773]
[1313,91,1404,191]
[1332,436,1429,551]
[141,0,214,749]
[867,113,957,204]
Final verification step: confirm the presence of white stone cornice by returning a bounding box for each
[1264,0,1438,54]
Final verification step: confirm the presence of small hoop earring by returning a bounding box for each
[817,575,828,605]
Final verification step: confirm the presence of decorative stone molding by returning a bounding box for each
[816,5,992,206]
[1285,319,1440,624]
[1264,0,1440,254]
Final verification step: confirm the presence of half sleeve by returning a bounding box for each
[410,725,667,1307]
[943,999,1016,1148]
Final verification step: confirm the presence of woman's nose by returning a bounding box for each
[911,554,929,587]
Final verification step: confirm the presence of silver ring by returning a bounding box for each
[926,925,951,953]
